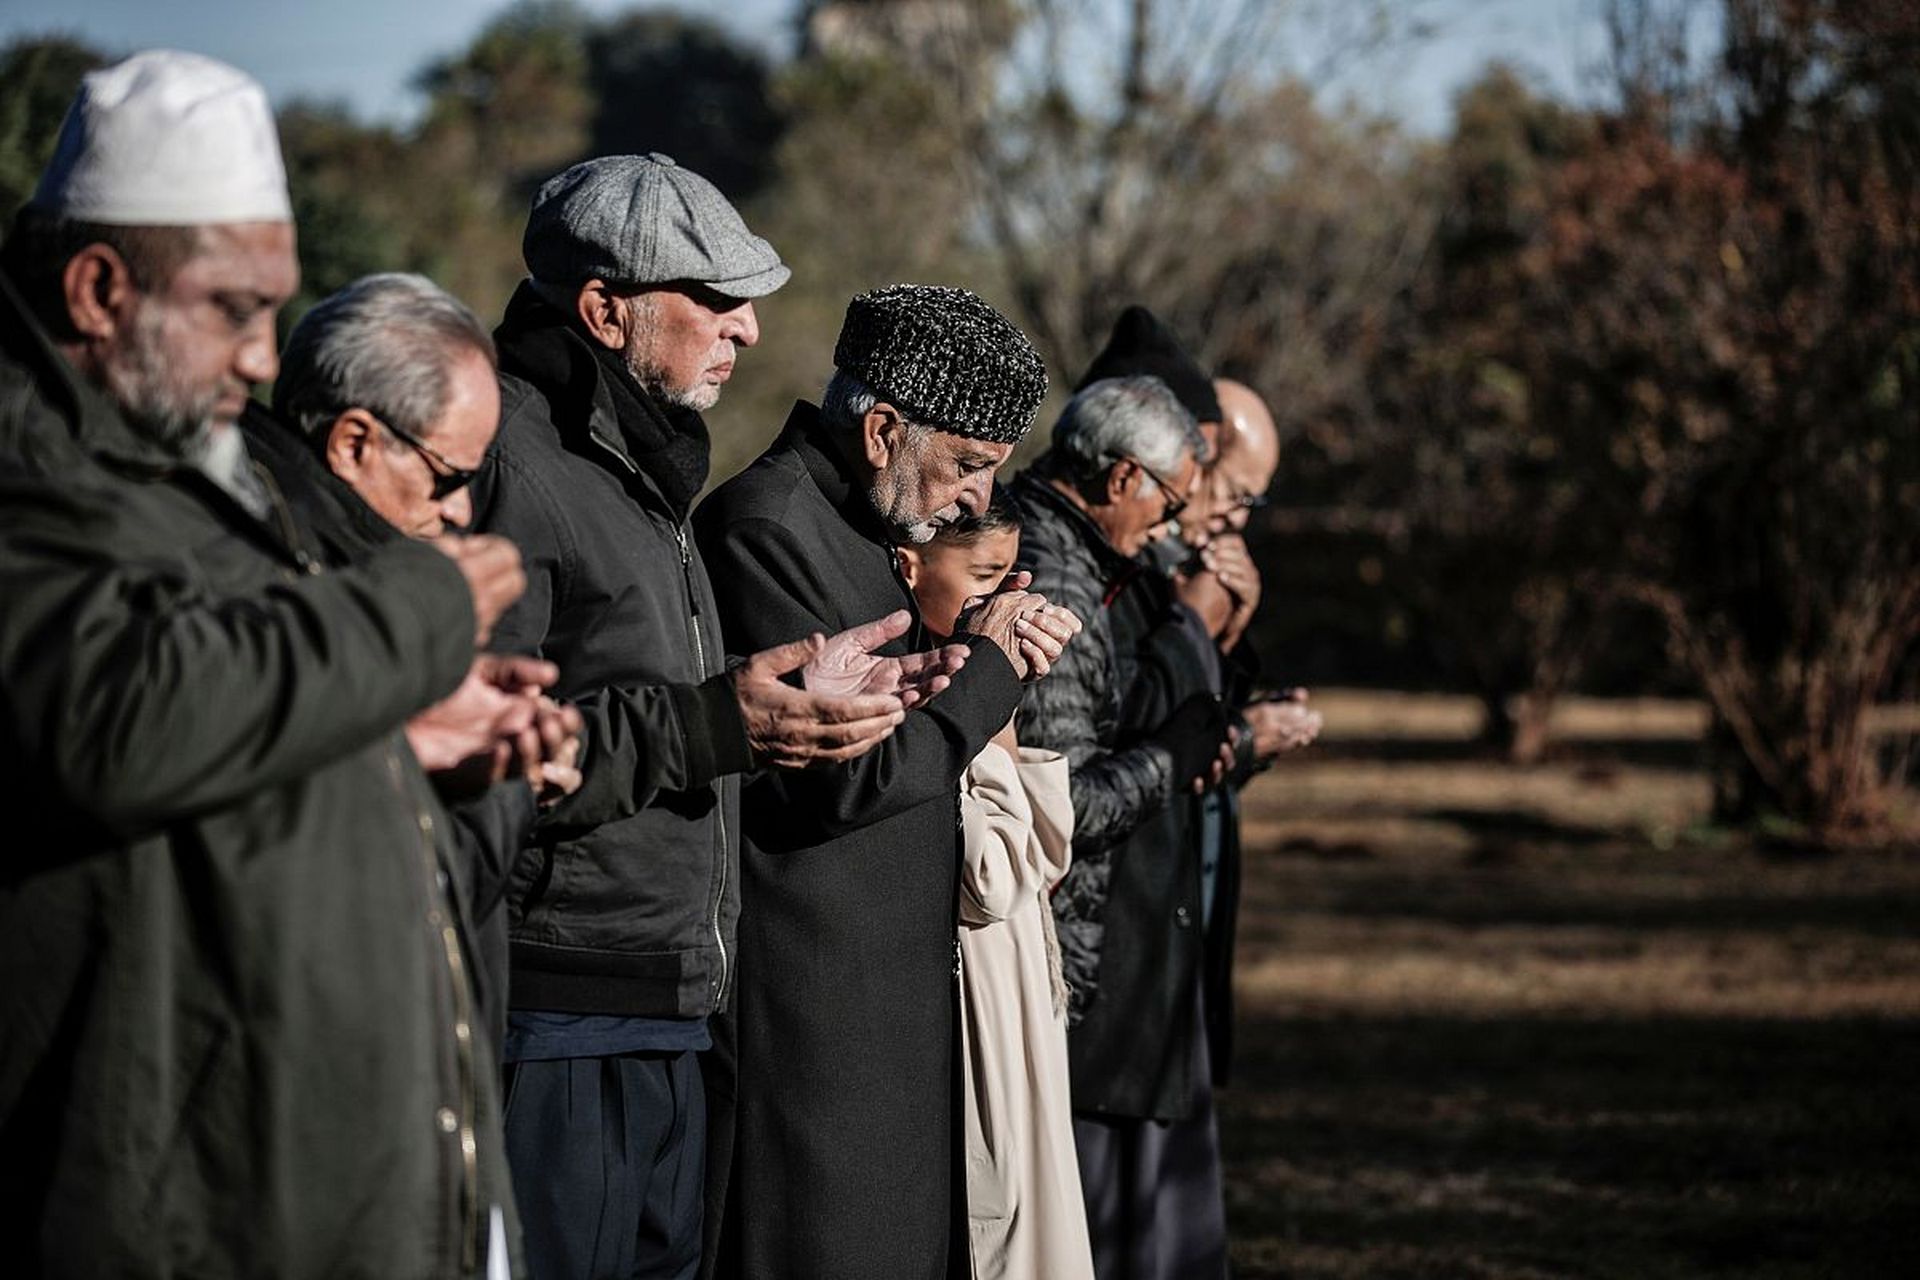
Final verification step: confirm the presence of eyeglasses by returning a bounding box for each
[376,415,477,500]
[1114,455,1189,524]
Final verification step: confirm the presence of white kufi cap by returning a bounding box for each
[32,49,293,226]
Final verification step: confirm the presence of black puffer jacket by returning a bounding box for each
[468,286,752,1019]
[1006,473,1177,1019]
[1011,471,1226,1120]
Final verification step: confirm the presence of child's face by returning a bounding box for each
[901,528,1021,637]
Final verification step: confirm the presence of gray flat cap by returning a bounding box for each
[523,153,790,298]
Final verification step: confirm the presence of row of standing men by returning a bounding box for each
[0,49,1316,1280]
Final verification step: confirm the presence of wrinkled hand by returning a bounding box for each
[1012,602,1081,681]
[955,587,1049,680]
[1247,688,1322,761]
[804,610,967,709]
[406,653,549,786]
[1174,568,1235,640]
[736,631,910,769]
[532,695,585,804]
[432,534,525,646]
[1202,534,1262,649]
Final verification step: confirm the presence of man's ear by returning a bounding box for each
[323,408,382,481]
[574,279,631,351]
[1103,458,1138,506]
[861,402,908,469]
[895,543,925,589]
[62,244,139,343]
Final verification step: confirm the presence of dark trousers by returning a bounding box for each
[1072,984,1229,1280]
[503,1051,706,1280]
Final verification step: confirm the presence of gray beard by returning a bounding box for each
[100,304,224,458]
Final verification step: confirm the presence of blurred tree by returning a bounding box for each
[588,11,784,199]
[1525,0,1920,832]
[1375,67,1616,762]
[0,37,105,219]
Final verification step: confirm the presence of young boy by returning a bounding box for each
[897,496,1095,1280]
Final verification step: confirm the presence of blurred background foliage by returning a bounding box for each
[2,0,1915,839]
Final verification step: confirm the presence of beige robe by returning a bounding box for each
[958,743,1096,1280]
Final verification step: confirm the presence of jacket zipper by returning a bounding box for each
[386,749,481,1273]
[677,522,731,1008]
[590,428,731,1009]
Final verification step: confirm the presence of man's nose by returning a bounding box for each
[235,322,278,385]
[441,487,474,531]
[959,472,993,516]
[726,301,760,348]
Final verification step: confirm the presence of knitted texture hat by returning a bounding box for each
[833,284,1048,445]
[1074,304,1221,424]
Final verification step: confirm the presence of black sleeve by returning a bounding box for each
[699,513,1022,841]
[470,446,751,832]
[0,479,475,837]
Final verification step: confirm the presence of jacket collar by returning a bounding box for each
[773,399,900,551]
[493,282,713,517]
[0,267,178,475]
[1010,469,1139,587]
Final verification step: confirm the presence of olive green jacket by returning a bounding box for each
[0,273,519,1278]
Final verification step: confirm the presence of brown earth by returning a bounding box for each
[1220,692,1920,1278]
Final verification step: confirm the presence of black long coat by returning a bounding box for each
[693,403,1023,1280]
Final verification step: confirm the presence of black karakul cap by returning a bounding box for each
[1074,304,1221,424]
[833,284,1049,446]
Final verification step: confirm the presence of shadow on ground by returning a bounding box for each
[1221,1008,1920,1279]
[1222,740,1920,1279]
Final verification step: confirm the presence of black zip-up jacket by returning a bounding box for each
[468,286,752,1018]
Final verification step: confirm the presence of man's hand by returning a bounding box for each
[1012,602,1081,681]
[1174,568,1235,640]
[1202,534,1263,650]
[736,632,911,769]
[532,696,585,805]
[406,653,547,784]
[955,588,1045,678]
[432,534,525,646]
[804,610,968,709]
[1246,688,1322,761]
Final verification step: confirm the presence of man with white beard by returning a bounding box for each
[468,155,960,1280]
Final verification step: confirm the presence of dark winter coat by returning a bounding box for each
[1008,472,1223,1121]
[468,286,751,1019]
[0,272,517,1277]
[693,402,1024,1280]
[242,402,540,1055]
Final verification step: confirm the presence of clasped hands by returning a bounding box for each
[733,584,1083,772]
[407,653,584,803]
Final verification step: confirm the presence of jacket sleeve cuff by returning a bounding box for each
[669,670,753,788]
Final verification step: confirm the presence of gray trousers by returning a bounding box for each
[1072,987,1229,1280]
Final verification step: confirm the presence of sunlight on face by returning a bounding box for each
[875,428,1013,545]
[901,527,1021,637]
[103,221,297,454]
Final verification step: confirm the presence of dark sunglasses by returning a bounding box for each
[376,415,477,500]
[1115,454,1188,524]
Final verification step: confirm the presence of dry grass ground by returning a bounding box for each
[1221,692,1920,1278]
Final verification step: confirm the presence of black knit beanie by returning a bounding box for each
[1073,304,1221,424]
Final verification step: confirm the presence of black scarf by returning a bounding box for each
[494,283,712,519]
